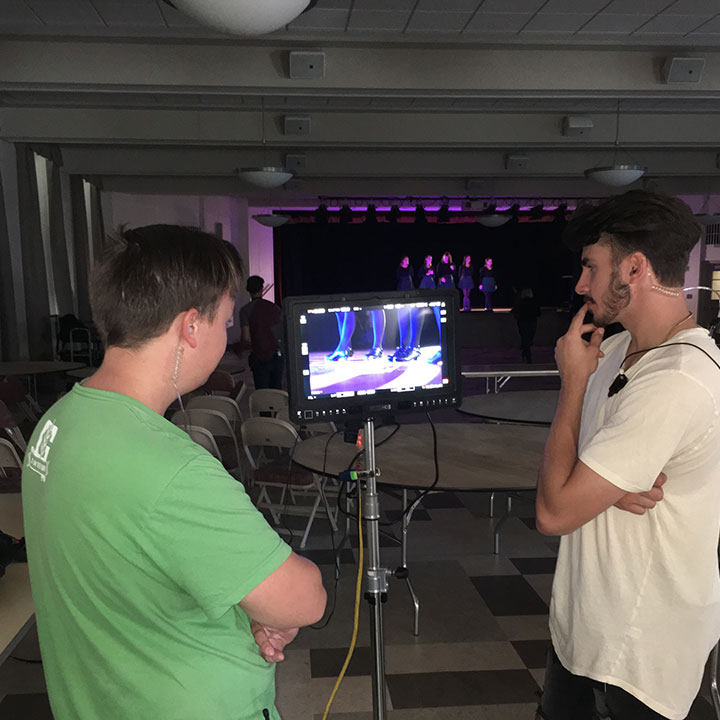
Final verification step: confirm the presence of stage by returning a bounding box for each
[456,307,571,350]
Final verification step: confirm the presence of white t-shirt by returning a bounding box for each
[549,327,720,720]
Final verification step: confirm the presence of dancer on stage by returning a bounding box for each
[396,255,415,291]
[479,257,496,311]
[458,255,474,311]
[418,255,436,289]
[326,311,355,361]
[436,251,455,289]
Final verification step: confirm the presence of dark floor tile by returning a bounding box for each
[510,557,557,575]
[417,492,465,509]
[384,508,431,522]
[310,646,372,678]
[387,669,540,708]
[298,548,357,565]
[0,693,54,719]
[470,576,549,616]
[511,639,551,669]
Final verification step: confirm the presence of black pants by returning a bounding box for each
[538,648,669,720]
[249,353,284,390]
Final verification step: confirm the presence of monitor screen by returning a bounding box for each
[283,289,461,423]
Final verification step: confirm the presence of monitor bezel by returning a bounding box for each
[283,288,462,423]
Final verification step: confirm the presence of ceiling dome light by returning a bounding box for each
[166,0,312,36]
[584,165,646,187]
[237,167,294,189]
[585,100,646,187]
[477,214,510,228]
[252,214,290,227]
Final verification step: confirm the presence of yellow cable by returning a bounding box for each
[321,484,363,720]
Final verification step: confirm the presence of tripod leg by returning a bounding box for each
[400,489,420,636]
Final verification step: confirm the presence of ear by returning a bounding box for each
[626,252,648,284]
[180,308,200,349]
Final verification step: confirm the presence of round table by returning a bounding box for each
[65,367,97,380]
[292,421,547,493]
[457,389,559,426]
[0,361,86,400]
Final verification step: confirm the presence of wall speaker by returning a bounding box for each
[289,51,325,79]
[662,56,705,84]
[562,116,593,136]
[283,115,311,135]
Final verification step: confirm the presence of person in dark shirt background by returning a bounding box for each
[418,255,436,288]
[458,255,474,311]
[396,255,415,290]
[436,251,455,289]
[512,286,541,363]
[239,275,283,389]
[479,257,497,311]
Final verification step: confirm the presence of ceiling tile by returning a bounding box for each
[313,0,352,8]
[577,13,653,33]
[477,0,545,11]
[352,0,416,10]
[0,1,43,24]
[347,10,410,31]
[416,0,481,10]
[602,0,673,11]
[91,0,166,26]
[634,13,711,33]
[664,0,720,13]
[522,12,595,32]
[540,0,609,11]
[691,15,720,32]
[25,0,104,25]
[406,11,473,32]
[288,8,349,30]
[464,12,529,32]
[157,2,203,27]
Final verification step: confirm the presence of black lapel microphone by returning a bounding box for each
[608,372,628,397]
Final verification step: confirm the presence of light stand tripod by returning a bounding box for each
[361,416,389,720]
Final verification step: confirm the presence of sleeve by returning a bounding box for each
[238,303,251,327]
[579,370,717,493]
[145,454,291,620]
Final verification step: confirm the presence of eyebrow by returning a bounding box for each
[581,256,593,267]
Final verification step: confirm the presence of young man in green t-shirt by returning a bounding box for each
[22,225,326,720]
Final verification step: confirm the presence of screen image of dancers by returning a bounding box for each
[418,255,435,288]
[300,305,445,397]
[396,255,415,291]
[479,257,496,311]
[458,255,474,311]
[326,310,355,360]
[436,251,455,288]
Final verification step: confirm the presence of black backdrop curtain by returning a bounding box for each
[275,220,577,306]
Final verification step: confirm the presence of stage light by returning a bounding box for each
[387,205,401,223]
[415,204,427,224]
[314,204,328,224]
[437,203,450,223]
[339,205,353,224]
[529,204,545,220]
[365,204,378,224]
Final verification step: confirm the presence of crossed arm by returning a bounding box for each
[536,305,665,536]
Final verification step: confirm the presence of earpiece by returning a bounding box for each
[189,325,195,334]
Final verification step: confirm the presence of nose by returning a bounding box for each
[575,268,590,296]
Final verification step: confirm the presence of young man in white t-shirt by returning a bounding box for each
[536,190,720,720]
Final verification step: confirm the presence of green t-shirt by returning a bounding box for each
[22,384,291,720]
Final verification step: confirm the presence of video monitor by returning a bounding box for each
[283,289,461,423]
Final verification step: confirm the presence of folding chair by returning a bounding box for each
[0,400,27,456]
[0,376,41,423]
[0,438,23,491]
[241,417,337,549]
[248,389,289,418]
[186,395,244,431]
[184,425,223,462]
[202,370,247,406]
[170,408,243,478]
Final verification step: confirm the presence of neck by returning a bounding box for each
[622,295,695,355]
[83,344,177,415]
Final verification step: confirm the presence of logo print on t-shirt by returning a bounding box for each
[27,419,58,483]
